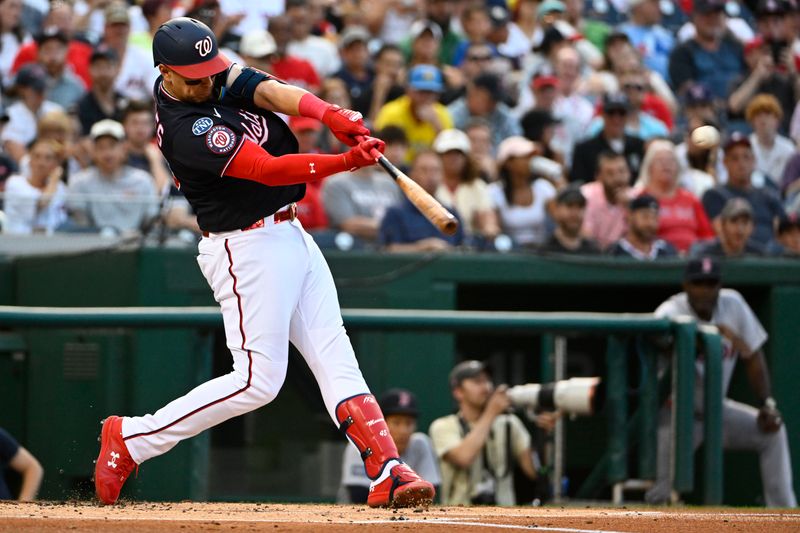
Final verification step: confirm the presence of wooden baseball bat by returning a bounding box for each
[356,136,459,236]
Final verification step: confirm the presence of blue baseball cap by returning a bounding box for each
[408,64,444,92]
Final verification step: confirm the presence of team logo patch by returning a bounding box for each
[192,117,214,136]
[205,125,237,154]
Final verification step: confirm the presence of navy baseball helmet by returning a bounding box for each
[152,17,230,78]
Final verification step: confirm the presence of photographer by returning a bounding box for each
[429,360,548,506]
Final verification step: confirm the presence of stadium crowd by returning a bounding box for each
[0,0,799,258]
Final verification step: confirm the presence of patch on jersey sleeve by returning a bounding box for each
[205,125,237,154]
[192,117,214,136]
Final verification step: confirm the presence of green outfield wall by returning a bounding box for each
[1,247,798,505]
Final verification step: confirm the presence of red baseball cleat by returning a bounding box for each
[94,416,137,505]
[367,460,435,508]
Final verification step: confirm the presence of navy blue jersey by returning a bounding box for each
[154,78,305,232]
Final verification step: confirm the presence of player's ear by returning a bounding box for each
[158,64,170,81]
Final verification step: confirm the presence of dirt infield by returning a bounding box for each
[1,502,799,532]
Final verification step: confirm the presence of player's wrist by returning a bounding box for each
[298,92,331,121]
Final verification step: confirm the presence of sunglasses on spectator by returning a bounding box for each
[605,109,627,116]
[468,54,492,61]
[623,83,645,91]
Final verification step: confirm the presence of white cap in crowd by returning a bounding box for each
[90,119,126,141]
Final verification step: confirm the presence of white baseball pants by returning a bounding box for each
[121,217,369,463]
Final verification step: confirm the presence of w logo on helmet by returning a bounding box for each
[195,36,213,57]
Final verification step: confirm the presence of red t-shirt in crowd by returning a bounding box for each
[654,188,714,252]
[296,180,328,230]
[270,55,321,93]
[12,40,93,88]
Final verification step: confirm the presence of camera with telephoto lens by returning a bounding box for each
[506,377,605,416]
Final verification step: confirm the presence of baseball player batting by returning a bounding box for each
[93,18,434,508]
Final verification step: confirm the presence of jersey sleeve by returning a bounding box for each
[170,116,245,177]
[428,416,462,461]
[726,290,768,357]
[0,427,20,464]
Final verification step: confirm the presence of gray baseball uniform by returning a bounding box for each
[646,289,797,507]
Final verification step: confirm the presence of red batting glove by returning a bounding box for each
[343,136,385,170]
[322,105,370,147]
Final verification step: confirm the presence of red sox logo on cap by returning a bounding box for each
[195,36,213,57]
[205,125,237,154]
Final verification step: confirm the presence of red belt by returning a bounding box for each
[202,203,297,238]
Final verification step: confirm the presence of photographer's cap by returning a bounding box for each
[449,360,489,389]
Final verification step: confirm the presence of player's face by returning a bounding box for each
[161,66,215,103]
[684,280,721,320]
[385,414,417,455]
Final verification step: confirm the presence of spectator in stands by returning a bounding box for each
[775,214,800,256]
[364,44,406,126]
[433,128,499,240]
[322,161,402,243]
[0,111,16,185]
[129,0,173,54]
[581,151,631,249]
[451,5,493,68]
[691,197,765,257]
[617,0,675,81]
[121,100,169,195]
[585,69,669,140]
[333,26,374,117]
[285,0,340,78]
[75,47,125,136]
[647,257,797,508]
[489,136,557,248]
[339,388,441,504]
[99,1,156,102]
[254,16,320,93]
[521,109,565,167]
[0,426,43,501]
[702,133,785,244]
[440,41,494,106]
[2,63,62,163]
[635,139,714,253]
[465,118,497,182]
[608,194,678,259]
[288,116,328,232]
[67,119,158,234]
[448,72,520,151]
[540,185,600,254]
[429,360,539,506]
[746,94,795,189]
[404,20,443,68]
[781,151,800,206]
[26,110,82,181]
[361,0,421,46]
[570,94,645,184]
[33,27,84,109]
[3,138,66,234]
[374,64,453,164]
[668,0,745,100]
[550,45,595,166]
[0,0,29,88]
[728,36,796,133]
[379,149,464,252]
[421,0,461,66]
[11,1,92,89]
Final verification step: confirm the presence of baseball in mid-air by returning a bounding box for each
[691,125,721,149]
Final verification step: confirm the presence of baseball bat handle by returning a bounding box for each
[356,136,459,236]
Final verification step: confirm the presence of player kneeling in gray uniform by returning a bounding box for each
[646,257,797,507]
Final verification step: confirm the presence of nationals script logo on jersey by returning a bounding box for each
[195,36,213,57]
[206,125,237,154]
[238,109,270,145]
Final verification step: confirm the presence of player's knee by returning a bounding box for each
[247,359,288,406]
